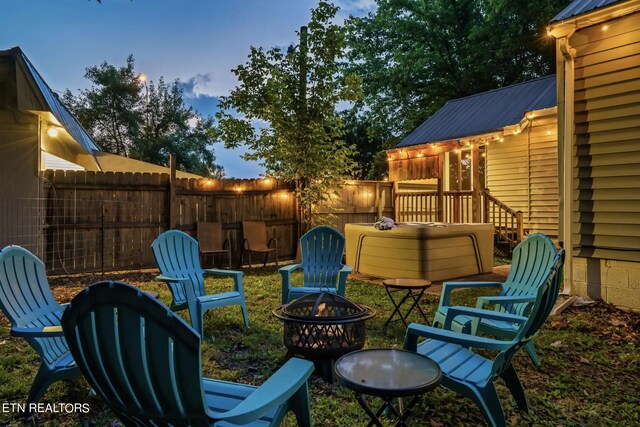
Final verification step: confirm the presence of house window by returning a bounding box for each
[445,146,486,191]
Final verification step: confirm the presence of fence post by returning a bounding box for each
[101,203,105,279]
[169,155,177,230]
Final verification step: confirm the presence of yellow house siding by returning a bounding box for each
[571,11,640,262]
[486,116,559,237]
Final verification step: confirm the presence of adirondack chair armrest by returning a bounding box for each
[404,322,513,352]
[155,275,190,283]
[202,269,244,293]
[11,325,65,338]
[445,306,528,329]
[337,265,352,295]
[279,264,302,281]
[440,281,503,306]
[207,357,314,425]
[475,295,536,311]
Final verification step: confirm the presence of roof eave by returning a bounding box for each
[548,0,640,38]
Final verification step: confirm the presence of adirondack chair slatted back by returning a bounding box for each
[491,249,565,377]
[500,233,559,316]
[300,226,345,289]
[0,246,68,367]
[152,231,206,301]
[62,281,210,426]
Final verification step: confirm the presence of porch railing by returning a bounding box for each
[395,189,525,248]
[481,189,524,249]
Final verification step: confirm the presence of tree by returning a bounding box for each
[216,1,362,231]
[344,0,570,142]
[63,56,140,156]
[64,56,223,177]
[339,109,394,180]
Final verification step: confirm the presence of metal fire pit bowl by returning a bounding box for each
[273,292,376,363]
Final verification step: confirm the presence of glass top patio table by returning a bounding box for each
[334,348,441,397]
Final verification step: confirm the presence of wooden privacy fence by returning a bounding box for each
[42,170,297,274]
[35,170,392,274]
[317,181,395,230]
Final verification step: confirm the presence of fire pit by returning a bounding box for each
[273,292,376,382]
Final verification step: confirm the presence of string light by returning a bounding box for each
[602,24,609,31]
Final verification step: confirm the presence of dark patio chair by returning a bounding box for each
[197,221,232,269]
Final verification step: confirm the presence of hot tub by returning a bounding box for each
[345,222,494,282]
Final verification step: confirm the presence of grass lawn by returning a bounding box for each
[1,267,639,426]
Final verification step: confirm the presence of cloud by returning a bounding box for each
[180,72,238,98]
[336,0,377,14]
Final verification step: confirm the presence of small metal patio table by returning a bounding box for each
[382,278,432,327]
[334,349,441,427]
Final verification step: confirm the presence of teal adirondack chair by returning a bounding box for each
[61,281,314,426]
[433,233,560,366]
[404,249,564,427]
[152,230,249,336]
[280,226,352,304]
[0,246,80,404]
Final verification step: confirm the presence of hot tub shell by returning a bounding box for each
[345,222,494,282]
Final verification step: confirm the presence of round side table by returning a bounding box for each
[334,348,441,427]
[382,278,432,327]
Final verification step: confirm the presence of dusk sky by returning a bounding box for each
[2,0,375,177]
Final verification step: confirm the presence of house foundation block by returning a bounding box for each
[571,257,640,310]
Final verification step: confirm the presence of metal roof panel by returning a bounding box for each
[396,75,556,148]
[551,0,624,22]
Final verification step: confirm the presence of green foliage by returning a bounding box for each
[339,109,395,180]
[63,56,223,177]
[216,1,362,230]
[63,56,140,157]
[344,0,571,152]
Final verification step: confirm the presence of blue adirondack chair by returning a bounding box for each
[432,233,560,366]
[152,230,249,336]
[404,249,564,427]
[61,281,314,426]
[0,246,80,404]
[280,226,352,304]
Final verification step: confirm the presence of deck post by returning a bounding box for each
[472,144,480,222]
[393,180,400,221]
[437,153,444,222]
[516,211,524,243]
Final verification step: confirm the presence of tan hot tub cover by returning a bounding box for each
[345,222,494,282]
